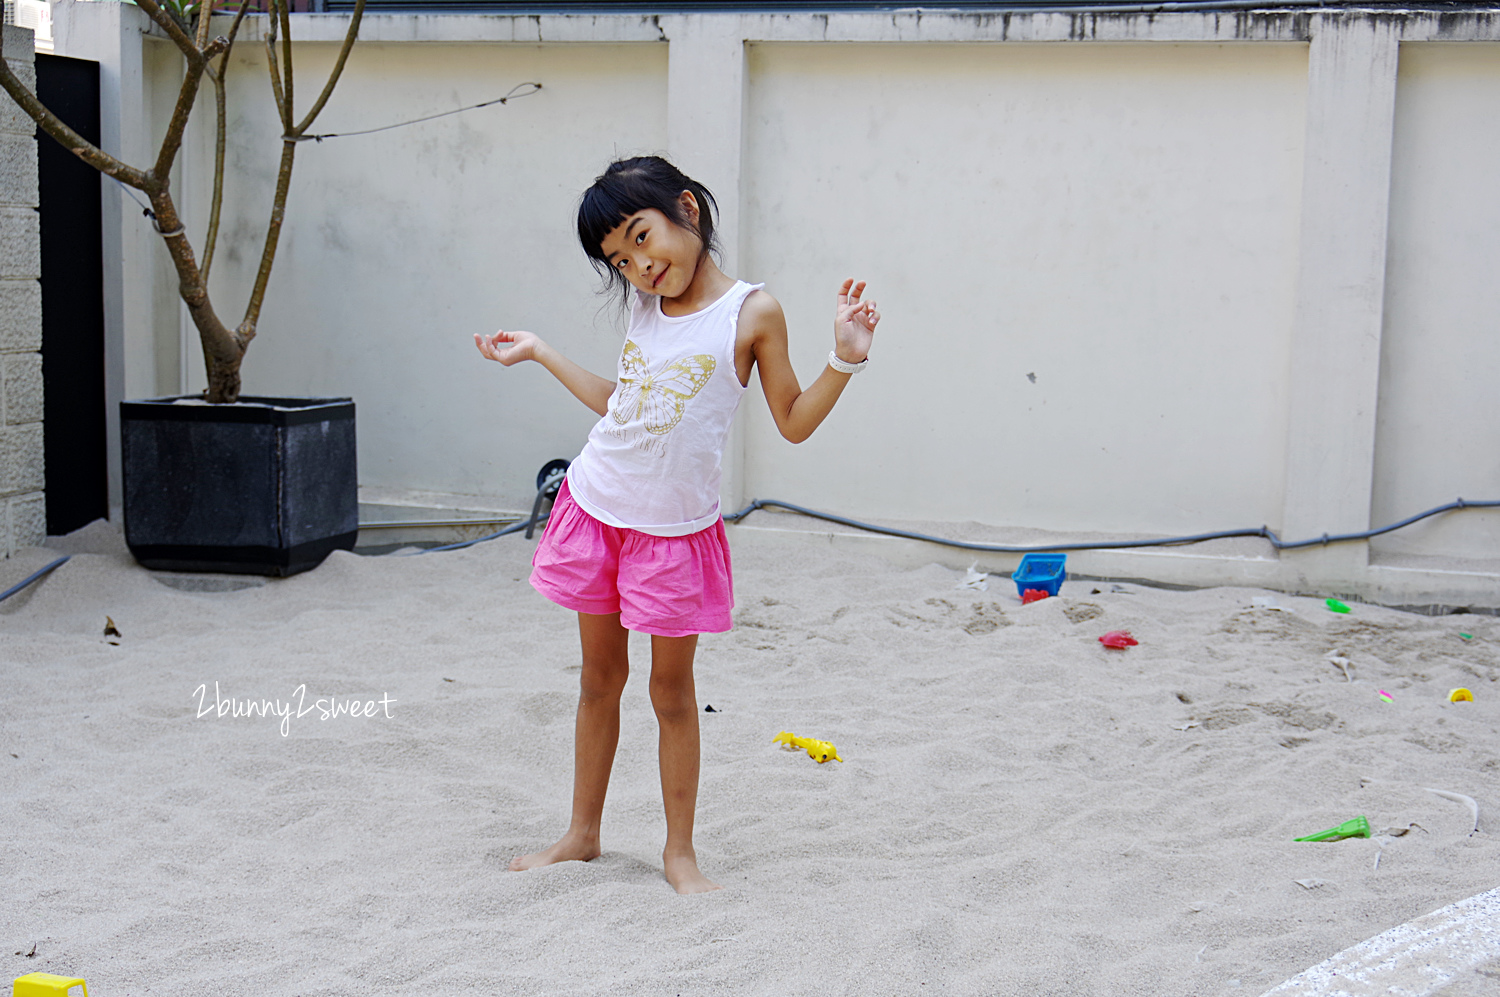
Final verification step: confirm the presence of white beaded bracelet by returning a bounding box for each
[827,350,869,375]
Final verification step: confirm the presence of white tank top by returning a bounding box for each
[565,280,763,537]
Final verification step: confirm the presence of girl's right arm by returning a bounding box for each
[475,329,615,417]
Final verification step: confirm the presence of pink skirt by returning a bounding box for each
[530,479,734,637]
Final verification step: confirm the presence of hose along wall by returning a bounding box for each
[3,490,1493,604]
[722,497,1500,554]
[416,473,1497,558]
[400,481,1499,557]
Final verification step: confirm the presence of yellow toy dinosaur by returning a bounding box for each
[773,730,843,763]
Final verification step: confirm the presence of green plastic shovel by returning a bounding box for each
[1295,815,1371,842]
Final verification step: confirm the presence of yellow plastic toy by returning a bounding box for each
[773,730,842,763]
[1449,688,1475,702]
[13,974,88,997]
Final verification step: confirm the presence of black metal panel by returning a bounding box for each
[123,395,355,426]
[37,54,108,537]
[122,418,281,548]
[128,533,360,574]
[282,416,358,545]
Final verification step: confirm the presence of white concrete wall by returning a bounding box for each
[741,41,1307,536]
[45,6,1500,604]
[1374,42,1500,567]
[0,24,42,556]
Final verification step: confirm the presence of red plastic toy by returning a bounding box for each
[1021,588,1050,604]
[1099,630,1139,649]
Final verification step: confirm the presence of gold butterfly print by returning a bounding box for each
[613,340,717,436]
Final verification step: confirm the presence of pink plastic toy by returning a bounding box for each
[1099,630,1139,649]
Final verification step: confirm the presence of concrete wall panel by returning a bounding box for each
[743,42,1308,535]
[0,64,36,134]
[0,421,43,493]
[0,24,40,555]
[0,131,39,201]
[3,351,42,424]
[0,280,40,353]
[7,489,44,547]
[0,206,40,277]
[1373,43,1500,565]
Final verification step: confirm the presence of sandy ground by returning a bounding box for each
[2,520,1497,996]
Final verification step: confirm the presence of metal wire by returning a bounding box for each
[287,82,541,142]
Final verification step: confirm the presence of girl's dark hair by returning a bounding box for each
[577,156,719,298]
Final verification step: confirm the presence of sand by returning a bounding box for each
[2,520,1497,996]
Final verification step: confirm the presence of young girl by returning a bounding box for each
[474,156,879,894]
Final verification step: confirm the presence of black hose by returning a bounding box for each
[0,555,70,604]
[403,514,549,554]
[724,497,1500,555]
[525,485,552,540]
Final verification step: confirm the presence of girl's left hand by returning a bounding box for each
[833,279,879,364]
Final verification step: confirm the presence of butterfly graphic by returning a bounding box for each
[613,340,717,436]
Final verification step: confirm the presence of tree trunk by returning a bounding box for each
[205,350,244,403]
[146,186,245,402]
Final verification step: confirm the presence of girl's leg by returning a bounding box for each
[509,611,630,871]
[648,633,721,894]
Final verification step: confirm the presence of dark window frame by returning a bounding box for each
[318,0,1496,11]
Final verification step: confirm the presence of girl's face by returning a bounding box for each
[599,194,705,299]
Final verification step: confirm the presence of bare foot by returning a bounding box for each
[664,852,721,895]
[508,833,600,872]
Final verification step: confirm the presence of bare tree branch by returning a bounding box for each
[145,187,238,362]
[222,0,253,52]
[239,136,296,341]
[195,0,214,52]
[202,75,227,282]
[292,0,365,136]
[134,0,206,67]
[203,0,255,281]
[0,51,149,187]
[277,0,294,129]
[243,1,366,337]
[264,9,291,132]
[152,35,226,181]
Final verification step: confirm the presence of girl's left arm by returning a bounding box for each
[749,279,880,445]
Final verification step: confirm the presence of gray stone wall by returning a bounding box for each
[0,24,41,556]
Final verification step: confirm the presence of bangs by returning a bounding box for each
[577,185,635,263]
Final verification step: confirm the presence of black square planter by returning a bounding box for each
[121,396,358,576]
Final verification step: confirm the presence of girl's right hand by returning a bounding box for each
[475,329,542,366]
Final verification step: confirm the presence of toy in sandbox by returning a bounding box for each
[1012,553,1067,603]
[1295,816,1371,842]
[1099,630,1139,649]
[13,974,87,997]
[773,731,843,763]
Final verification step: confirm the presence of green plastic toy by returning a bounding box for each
[1326,599,1351,614]
[1295,815,1370,842]
[1459,633,1474,641]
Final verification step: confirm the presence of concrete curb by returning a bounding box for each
[1259,886,1500,997]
